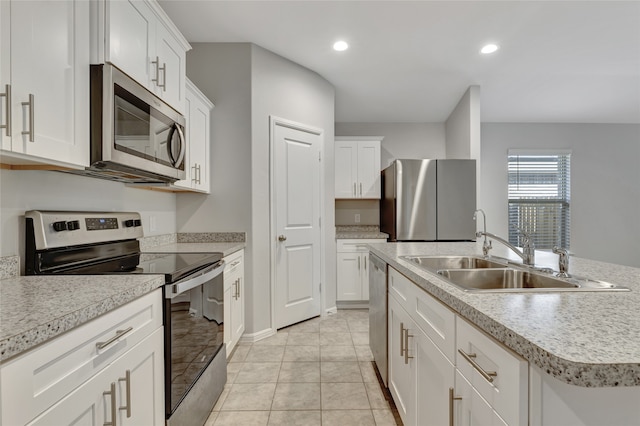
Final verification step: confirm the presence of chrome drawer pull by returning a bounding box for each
[21,94,34,142]
[400,322,405,356]
[458,349,497,383]
[96,327,133,350]
[119,370,132,418]
[103,382,117,426]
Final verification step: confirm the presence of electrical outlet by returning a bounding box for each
[355,214,361,223]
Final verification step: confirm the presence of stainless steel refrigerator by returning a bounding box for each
[380,159,476,241]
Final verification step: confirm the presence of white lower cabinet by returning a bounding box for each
[337,239,386,302]
[0,289,164,426]
[387,266,527,426]
[224,249,245,356]
[455,370,508,426]
[388,268,456,426]
[27,328,164,426]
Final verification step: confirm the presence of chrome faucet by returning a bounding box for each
[473,209,492,256]
[475,227,536,266]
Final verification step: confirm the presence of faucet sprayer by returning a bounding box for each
[473,209,492,256]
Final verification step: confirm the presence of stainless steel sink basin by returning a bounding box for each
[401,255,508,271]
[436,268,629,293]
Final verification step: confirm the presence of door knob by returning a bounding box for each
[278,235,287,242]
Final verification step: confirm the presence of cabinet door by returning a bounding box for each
[231,274,245,345]
[0,1,10,150]
[223,285,232,356]
[455,370,507,426]
[107,0,156,89]
[155,21,186,112]
[6,0,89,166]
[360,253,370,301]
[27,328,164,426]
[388,295,416,426]
[335,140,358,198]
[415,331,455,426]
[189,91,210,192]
[337,252,362,300]
[357,141,381,198]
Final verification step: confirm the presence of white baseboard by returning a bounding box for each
[325,306,338,316]
[336,301,369,310]
[239,328,276,343]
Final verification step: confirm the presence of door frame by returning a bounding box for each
[269,116,325,330]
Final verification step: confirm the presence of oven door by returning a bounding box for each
[164,261,226,422]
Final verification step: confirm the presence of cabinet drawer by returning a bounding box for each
[388,266,413,303]
[1,289,162,426]
[407,283,456,362]
[337,239,385,252]
[456,317,528,426]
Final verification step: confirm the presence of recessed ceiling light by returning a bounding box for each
[333,41,349,52]
[480,44,499,54]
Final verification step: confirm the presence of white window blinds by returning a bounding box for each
[508,151,571,250]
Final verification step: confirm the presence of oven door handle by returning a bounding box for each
[166,260,225,299]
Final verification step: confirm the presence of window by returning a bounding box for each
[508,151,571,250]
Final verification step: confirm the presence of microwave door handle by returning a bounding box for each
[166,123,186,167]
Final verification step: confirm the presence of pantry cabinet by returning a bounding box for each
[0,0,90,168]
[98,0,190,113]
[172,78,213,193]
[0,289,164,426]
[335,137,382,199]
[224,249,245,356]
[337,239,386,302]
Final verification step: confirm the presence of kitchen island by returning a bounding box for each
[369,241,640,425]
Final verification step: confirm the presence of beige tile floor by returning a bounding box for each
[205,309,401,426]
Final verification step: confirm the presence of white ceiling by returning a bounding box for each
[158,1,640,124]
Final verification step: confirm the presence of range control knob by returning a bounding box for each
[52,221,68,232]
[124,219,135,228]
[134,219,142,227]
[67,220,81,231]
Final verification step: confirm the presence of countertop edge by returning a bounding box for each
[368,244,640,388]
[0,275,165,363]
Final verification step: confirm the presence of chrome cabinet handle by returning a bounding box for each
[364,256,367,271]
[152,56,160,86]
[191,164,197,182]
[353,182,356,197]
[359,182,362,196]
[197,164,201,184]
[1,84,10,136]
[458,349,497,383]
[358,256,361,270]
[21,94,34,142]
[96,327,133,350]
[400,322,405,356]
[159,62,167,91]
[118,370,131,418]
[404,327,414,364]
[449,387,462,426]
[103,382,117,426]
[278,235,287,242]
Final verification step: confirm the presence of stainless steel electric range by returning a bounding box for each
[25,210,227,426]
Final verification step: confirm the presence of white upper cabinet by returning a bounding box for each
[173,78,213,193]
[0,0,90,168]
[99,0,190,113]
[335,137,382,199]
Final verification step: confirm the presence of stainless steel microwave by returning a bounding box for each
[71,63,186,183]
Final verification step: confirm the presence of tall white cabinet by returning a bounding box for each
[224,249,245,356]
[172,78,213,193]
[0,0,90,168]
[335,137,382,199]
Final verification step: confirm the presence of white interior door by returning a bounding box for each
[272,117,322,329]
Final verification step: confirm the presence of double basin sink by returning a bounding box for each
[401,255,628,293]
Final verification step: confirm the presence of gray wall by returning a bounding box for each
[178,43,336,336]
[335,122,445,168]
[481,123,640,267]
[0,169,176,261]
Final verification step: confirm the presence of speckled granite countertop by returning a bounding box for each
[0,274,165,362]
[336,225,388,240]
[368,242,640,388]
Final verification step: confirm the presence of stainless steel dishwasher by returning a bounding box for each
[369,253,388,386]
